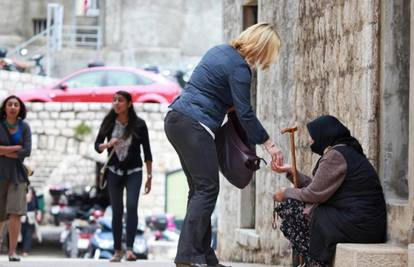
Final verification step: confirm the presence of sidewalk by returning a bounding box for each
[0,258,285,267]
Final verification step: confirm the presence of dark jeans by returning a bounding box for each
[164,110,219,265]
[21,222,35,253]
[107,170,142,250]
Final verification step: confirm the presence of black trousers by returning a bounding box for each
[107,170,142,250]
[21,222,35,253]
[165,110,219,265]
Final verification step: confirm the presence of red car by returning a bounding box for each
[16,67,181,103]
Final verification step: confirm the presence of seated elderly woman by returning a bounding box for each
[272,115,386,267]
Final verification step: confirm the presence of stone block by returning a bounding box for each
[409,244,414,267]
[143,104,160,112]
[74,103,89,111]
[61,128,74,137]
[60,112,75,119]
[55,120,67,128]
[50,112,59,119]
[38,111,50,119]
[23,83,35,90]
[44,120,58,128]
[88,103,103,110]
[76,111,95,120]
[28,103,45,111]
[20,73,32,82]
[45,103,62,111]
[61,103,74,111]
[9,71,19,81]
[0,70,9,79]
[67,119,82,128]
[334,243,407,267]
[235,228,261,250]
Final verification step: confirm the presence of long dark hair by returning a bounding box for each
[98,91,140,139]
[0,95,27,120]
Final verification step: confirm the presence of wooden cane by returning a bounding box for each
[281,126,304,266]
[281,126,299,187]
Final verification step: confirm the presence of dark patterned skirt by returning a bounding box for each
[275,199,327,267]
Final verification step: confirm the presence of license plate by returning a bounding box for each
[51,206,60,214]
[77,239,89,249]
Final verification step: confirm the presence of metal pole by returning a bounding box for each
[46,4,52,77]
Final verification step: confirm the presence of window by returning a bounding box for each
[106,71,139,86]
[106,71,154,86]
[65,71,105,88]
[32,18,48,35]
[137,74,155,85]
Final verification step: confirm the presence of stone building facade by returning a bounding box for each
[0,0,223,77]
[218,0,412,266]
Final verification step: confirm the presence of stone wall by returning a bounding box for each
[219,0,384,265]
[379,0,410,200]
[0,70,57,100]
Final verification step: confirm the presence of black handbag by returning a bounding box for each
[215,112,265,189]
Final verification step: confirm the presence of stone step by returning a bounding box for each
[334,243,407,267]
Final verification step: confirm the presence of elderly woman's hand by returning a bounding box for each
[271,161,292,174]
[273,187,287,202]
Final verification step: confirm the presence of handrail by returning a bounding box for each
[10,27,54,56]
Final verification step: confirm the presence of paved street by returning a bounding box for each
[0,258,284,267]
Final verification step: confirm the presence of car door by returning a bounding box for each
[99,70,146,102]
[52,70,106,102]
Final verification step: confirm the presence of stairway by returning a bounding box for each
[62,16,101,49]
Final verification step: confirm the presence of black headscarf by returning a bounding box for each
[306,115,364,156]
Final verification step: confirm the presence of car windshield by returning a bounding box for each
[65,71,105,88]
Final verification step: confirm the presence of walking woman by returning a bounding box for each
[164,22,284,267]
[95,91,152,262]
[272,115,386,267]
[0,95,32,261]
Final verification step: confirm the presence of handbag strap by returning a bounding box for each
[102,148,116,171]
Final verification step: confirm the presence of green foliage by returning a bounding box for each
[74,122,92,141]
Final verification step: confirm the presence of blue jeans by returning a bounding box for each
[106,170,142,250]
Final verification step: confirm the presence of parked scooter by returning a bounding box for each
[0,47,27,73]
[49,185,69,226]
[60,209,104,258]
[145,214,179,242]
[29,54,46,76]
[88,207,148,259]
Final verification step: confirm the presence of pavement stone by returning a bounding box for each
[0,258,285,267]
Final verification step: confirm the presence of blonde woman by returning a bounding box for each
[165,22,283,267]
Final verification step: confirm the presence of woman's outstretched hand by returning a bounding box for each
[264,141,284,167]
[273,187,286,202]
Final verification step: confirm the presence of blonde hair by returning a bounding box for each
[230,22,281,70]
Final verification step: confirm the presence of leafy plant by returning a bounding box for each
[74,122,92,141]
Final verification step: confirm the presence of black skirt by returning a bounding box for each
[275,199,327,267]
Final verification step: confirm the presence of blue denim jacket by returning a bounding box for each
[170,44,269,145]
